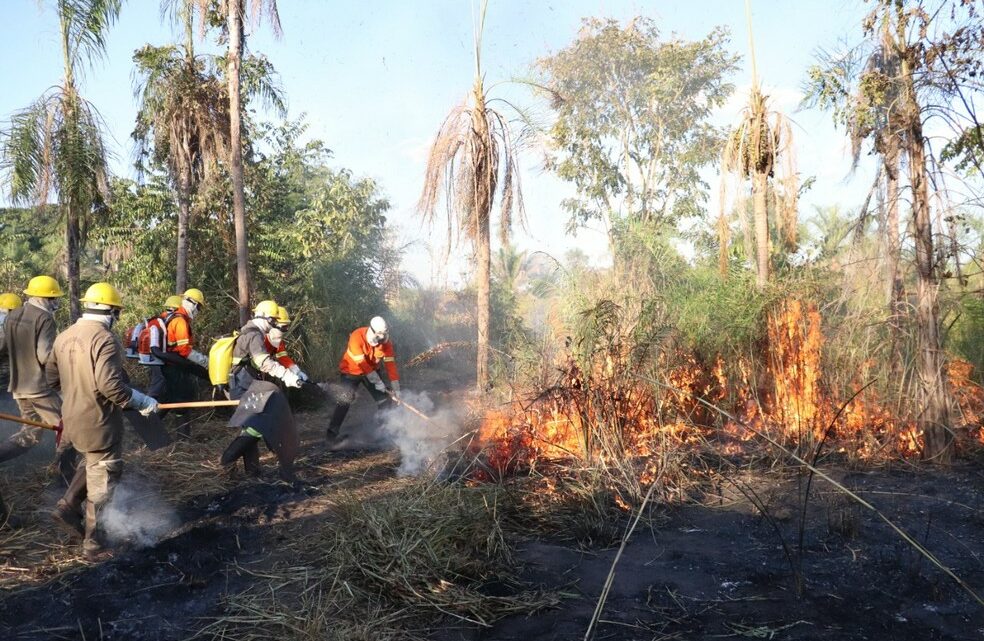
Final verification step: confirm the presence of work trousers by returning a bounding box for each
[8,393,76,482]
[62,442,123,554]
[327,374,392,437]
[145,365,166,400]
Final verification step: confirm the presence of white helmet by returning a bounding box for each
[368,316,388,345]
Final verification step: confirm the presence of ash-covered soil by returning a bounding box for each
[442,465,984,641]
[2,378,983,640]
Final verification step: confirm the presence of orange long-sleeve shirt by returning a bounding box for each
[165,307,194,357]
[339,327,398,381]
[264,336,296,369]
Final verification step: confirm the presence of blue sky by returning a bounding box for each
[2,0,875,284]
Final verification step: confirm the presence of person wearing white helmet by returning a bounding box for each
[326,316,401,445]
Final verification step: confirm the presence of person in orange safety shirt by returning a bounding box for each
[326,316,399,444]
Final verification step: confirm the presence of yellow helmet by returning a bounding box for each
[183,288,205,306]
[80,282,123,308]
[275,306,291,325]
[23,275,65,298]
[0,293,23,310]
[253,300,279,319]
[164,295,183,310]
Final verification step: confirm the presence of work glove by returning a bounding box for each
[282,369,303,389]
[128,388,160,417]
[390,380,401,400]
[188,350,209,368]
[289,364,309,382]
[366,370,386,394]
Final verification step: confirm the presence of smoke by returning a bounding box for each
[378,390,464,476]
[101,477,179,548]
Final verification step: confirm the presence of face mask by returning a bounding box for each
[0,311,7,327]
[183,299,199,319]
[268,327,284,348]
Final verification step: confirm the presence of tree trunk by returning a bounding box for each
[752,170,769,290]
[472,82,493,393]
[66,203,81,320]
[227,0,250,325]
[884,141,902,308]
[901,61,952,463]
[176,166,191,293]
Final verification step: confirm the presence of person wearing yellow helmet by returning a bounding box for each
[0,276,75,481]
[0,292,25,528]
[154,288,209,437]
[219,300,301,479]
[0,293,23,391]
[264,306,309,383]
[47,282,159,560]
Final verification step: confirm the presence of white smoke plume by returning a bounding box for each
[378,390,464,476]
[101,478,179,548]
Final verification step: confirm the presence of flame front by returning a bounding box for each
[471,299,984,479]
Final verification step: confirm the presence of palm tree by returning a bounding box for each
[1,0,121,319]
[133,0,230,292]
[418,0,525,393]
[720,0,797,290]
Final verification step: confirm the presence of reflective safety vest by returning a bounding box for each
[137,312,176,366]
[339,327,399,381]
[166,307,195,357]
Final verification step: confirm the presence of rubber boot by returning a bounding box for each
[242,440,261,477]
[0,440,31,464]
[50,499,84,540]
[222,435,261,477]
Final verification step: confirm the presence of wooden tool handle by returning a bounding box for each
[157,400,240,410]
[0,411,59,431]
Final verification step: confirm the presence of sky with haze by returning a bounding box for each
[1,0,876,285]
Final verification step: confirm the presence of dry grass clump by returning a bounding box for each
[199,480,557,640]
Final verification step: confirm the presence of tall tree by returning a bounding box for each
[133,0,230,292]
[805,21,904,310]
[721,0,798,290]
[0,0,121,319]
[418,0,525,393]
[195,0,281,323]
[537,17,736,241]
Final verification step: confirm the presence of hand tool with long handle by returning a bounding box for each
[0,411,60,432]
[158,400,240,410]
[387,393,436,424]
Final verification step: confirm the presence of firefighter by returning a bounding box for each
[137,295,183,399]
[219,300,302,479]
[0,276,75,481]
[0,292,23,528]
[46,282,159,561]
[326,316,400,445]
[157,288,208,436]
[265,306,309,382]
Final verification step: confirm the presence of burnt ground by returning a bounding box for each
[1,373,984,640]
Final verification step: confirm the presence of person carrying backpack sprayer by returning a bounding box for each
[0,276,76,482]
[265,306,310,381]
[131,295,184,400]
[158,288,208,437]
[211,300,301,480]
[325,316,400,448]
